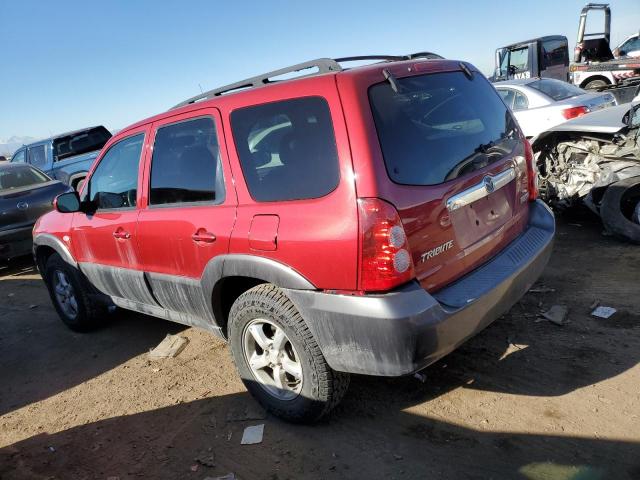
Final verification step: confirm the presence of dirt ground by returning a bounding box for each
[1,209,639,480]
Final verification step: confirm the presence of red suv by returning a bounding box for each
[33,54,554,422]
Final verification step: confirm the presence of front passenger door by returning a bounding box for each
[71,126,157,306]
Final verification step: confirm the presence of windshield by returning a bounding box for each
[0,165,51,191]
[527,78,585,101]
[53,126,112,161]
[369,71,519,186]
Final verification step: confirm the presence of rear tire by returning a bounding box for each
[583,78,609,90]
[600,177,640,244]
[228,284,349,423]
[44,253,106,331]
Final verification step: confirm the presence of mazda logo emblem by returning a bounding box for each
[16,201,29,210]
[483,176,495,194]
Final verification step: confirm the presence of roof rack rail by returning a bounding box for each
[172,52,443,109]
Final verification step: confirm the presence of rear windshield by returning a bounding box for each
[526,78,585,101]
[53,126,112,161]
[0,165,50,191]
[369,71,519,185]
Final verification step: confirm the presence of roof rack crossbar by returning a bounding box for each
[172,52,443,109]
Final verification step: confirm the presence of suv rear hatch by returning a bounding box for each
[365,65,534,293]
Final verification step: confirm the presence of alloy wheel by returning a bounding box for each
[53,270,78,319]
[242,318,303,401]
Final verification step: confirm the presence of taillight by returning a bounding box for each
[524,139,538,201]
[561,106,589,120]
[358,198,415,292]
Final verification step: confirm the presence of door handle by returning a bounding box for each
[192,229,216,243]
[113,228,131,240]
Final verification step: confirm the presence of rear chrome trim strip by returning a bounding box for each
[446,167,516,212]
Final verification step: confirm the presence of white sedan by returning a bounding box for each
[614,33,640,58]
[494,78,617,138]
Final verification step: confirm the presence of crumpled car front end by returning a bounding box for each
[532,102,640,242]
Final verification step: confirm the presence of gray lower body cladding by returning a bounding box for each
[284,200,555,377]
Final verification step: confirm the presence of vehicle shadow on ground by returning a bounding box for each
[1,387,638,479]
[2,215,639,478]
[0,259,185,416]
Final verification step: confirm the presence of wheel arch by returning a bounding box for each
[203,254,316,336]
[33,233,77,273]
[68,172,87,190]
[580,75,611,89]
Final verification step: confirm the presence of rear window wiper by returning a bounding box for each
[382,69,402,93]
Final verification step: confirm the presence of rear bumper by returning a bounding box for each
[284,200,555,376]
[0,225,34,261]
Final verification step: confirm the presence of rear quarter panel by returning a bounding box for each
[217,75,359,290]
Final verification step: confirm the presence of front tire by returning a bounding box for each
[44,253,106,331]
[228,284,349,423]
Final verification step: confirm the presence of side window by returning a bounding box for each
[509,47,529,72]
[11,149,26,163]
[513,91,529,111]
[621,37,640,56]
[497,89,515,109]
[88,134,143,210]
[542,39,569,68]
[150,117,224,206]
[27,145,47,169]
[231,97,340,202]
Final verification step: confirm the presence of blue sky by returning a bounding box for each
[1,0,639,140]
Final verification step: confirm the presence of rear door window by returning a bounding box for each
[497,88,515,108]
[27,145,47,170]
[231,97,340,202]
[369,71,519,185]
[513,91,529,110]
[149,117,224,206]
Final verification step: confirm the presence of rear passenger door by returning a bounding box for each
[136,109,236,315]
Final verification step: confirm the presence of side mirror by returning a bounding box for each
[54,191,81,213]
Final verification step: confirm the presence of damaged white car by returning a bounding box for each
[532,102,640,243]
